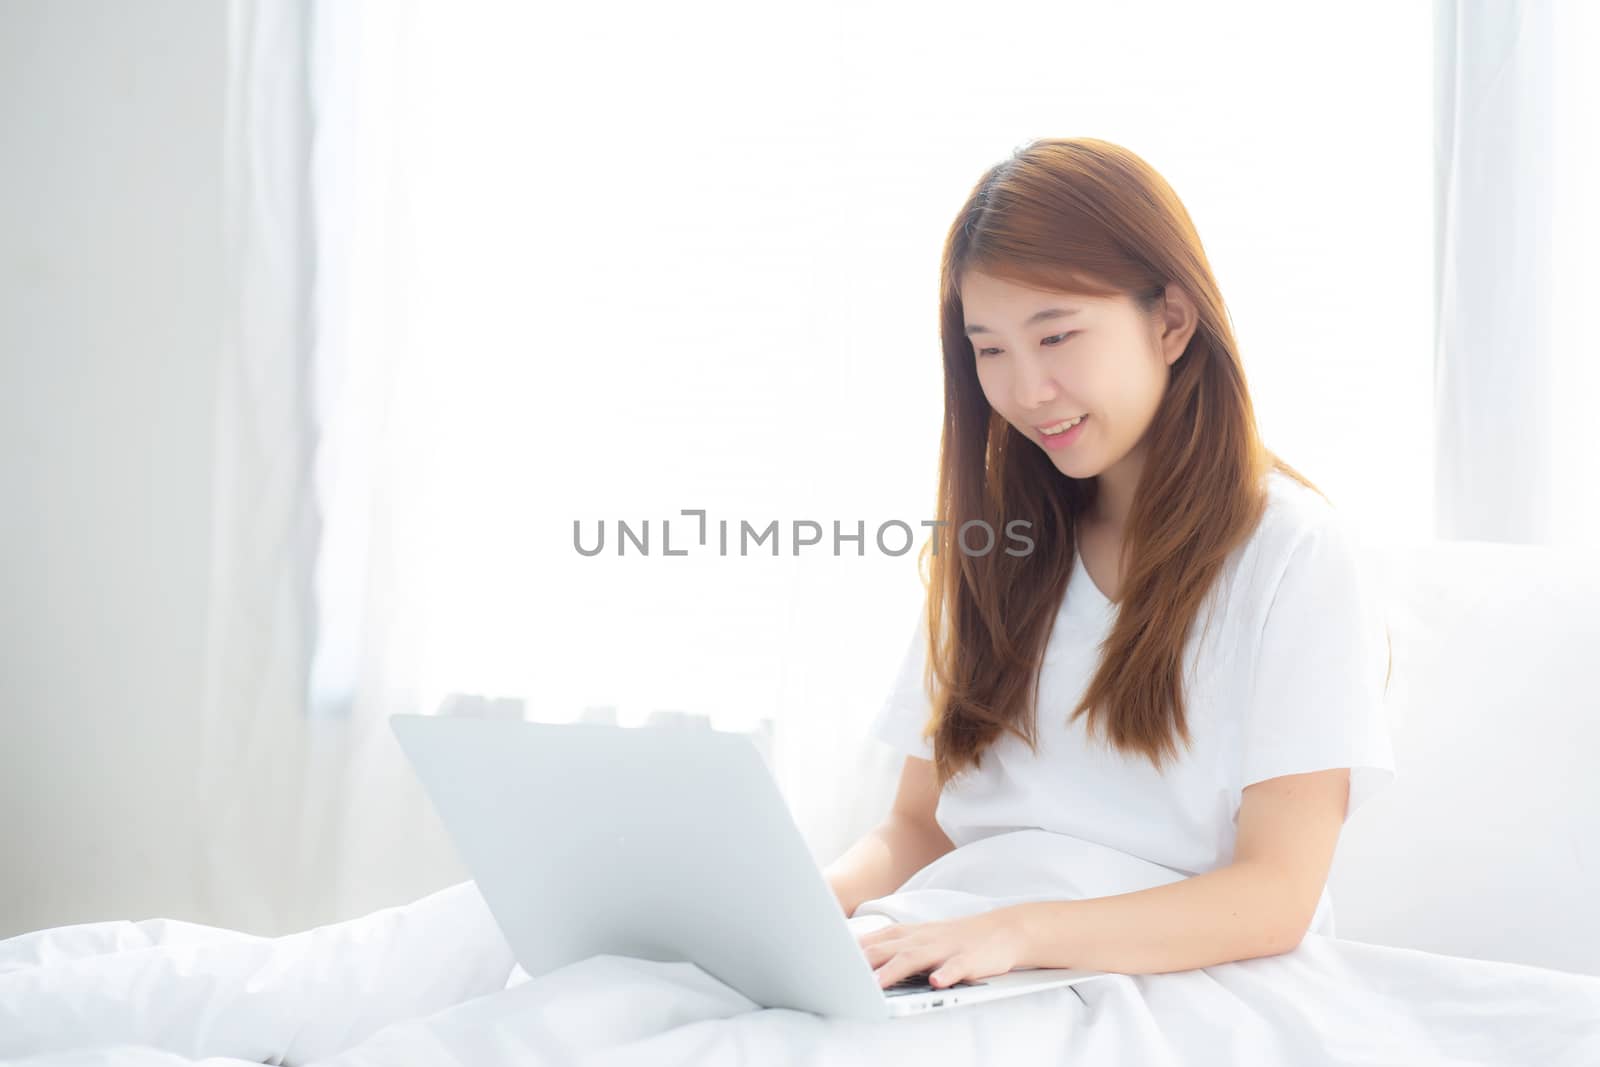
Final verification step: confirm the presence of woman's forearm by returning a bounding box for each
[823,815,956,917]
[1003,859,1307,975]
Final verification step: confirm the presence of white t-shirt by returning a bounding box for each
[870,469,1398,893]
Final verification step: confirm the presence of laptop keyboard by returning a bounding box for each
[882,969,988,997]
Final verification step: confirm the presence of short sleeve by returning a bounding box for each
[869,606,938,762]
[1234,512,1397,824]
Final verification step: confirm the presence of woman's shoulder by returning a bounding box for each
[1176,469,1351,685]
[1207,470,1348,620]
[1255,468,1345,560]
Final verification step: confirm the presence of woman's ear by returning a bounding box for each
[1159,283,1200,366]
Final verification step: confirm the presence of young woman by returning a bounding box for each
[822,137,1397,992]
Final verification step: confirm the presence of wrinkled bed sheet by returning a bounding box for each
[4,830,1598,1066]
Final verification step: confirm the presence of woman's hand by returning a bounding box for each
[855,908,1028,989]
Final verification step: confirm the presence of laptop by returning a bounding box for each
[389,713,1110,1021]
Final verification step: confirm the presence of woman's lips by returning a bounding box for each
[1039,415,1088,450]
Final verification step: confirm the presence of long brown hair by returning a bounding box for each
[915,137,1391,791]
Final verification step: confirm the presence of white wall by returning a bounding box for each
[0,0,225,937]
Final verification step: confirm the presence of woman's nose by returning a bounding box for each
[1012,354,1059,408]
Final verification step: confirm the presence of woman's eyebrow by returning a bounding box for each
[964,307,1084,337]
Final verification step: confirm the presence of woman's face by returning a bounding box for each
[960,269,1194,484]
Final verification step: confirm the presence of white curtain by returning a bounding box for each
[214,0,1600,928]
[200,0,471,934]
[1434,0,1600,545]
[197,0,331,934]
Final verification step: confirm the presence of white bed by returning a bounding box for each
[4,538,1599,1065]
[3,851,1597,1066]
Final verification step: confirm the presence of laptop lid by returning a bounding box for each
[389,713,898,1020]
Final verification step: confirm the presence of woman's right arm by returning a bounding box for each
[822,754,956,917]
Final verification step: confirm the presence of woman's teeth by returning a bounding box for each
[1042,415,1087,435]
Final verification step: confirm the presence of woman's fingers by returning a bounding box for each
[854,923,900,945]
[869,947,947,988]
[855,922,954,988]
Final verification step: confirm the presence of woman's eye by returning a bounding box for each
[974,332,1077,359]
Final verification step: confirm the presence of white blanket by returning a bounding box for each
[5,830,1598,1066]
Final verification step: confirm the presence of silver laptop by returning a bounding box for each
[389,713,1110,1021]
